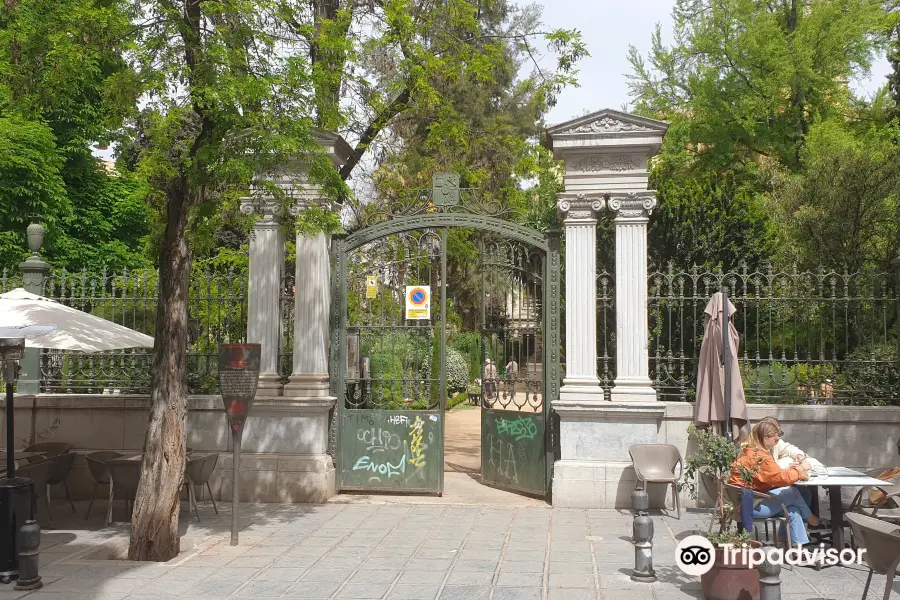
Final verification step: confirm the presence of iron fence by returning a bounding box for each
[2,267,249,394]
[645,266,899,405]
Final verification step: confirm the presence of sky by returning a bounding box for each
[523,0,893,127]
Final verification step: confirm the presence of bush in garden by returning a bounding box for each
[446,348,469,393]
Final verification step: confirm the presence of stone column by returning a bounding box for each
[608,191,658,403]
[241,201,284,395]
[283,232,330,397]
[557,193,606,401]
[545,109,669,508]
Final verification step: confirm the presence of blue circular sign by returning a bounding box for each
[412,290,426,304]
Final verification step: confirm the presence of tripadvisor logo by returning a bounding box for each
[675,535,867,574]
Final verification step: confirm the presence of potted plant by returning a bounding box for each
[679,424,761,600]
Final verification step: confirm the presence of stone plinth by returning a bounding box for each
[546,109,669,508]
[552,400,666,508]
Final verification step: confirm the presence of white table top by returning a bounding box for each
[794,467,885,487]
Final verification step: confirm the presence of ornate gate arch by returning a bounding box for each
[329,176,560,498]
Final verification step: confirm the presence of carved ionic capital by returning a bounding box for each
[240,196,280,223]
[557,193,605,223]
[607,191,657,221]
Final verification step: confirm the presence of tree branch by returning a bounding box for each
[339,86,411,180]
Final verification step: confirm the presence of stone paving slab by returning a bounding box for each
[0,503,896,599]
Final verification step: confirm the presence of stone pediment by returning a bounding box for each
[546,109,668,137]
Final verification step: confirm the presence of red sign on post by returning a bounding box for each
[218,344,261,432]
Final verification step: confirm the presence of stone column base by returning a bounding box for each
[256,373,284,396]
[610,378,658,403]
[284,373,330,398]
[559,378,606,402]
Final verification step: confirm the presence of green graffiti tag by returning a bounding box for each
[496,416,537,441]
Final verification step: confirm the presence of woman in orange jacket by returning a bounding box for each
[728,420,824,545]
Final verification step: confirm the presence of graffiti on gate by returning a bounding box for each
[496,416,537,441]
[486,434,519,484]
[481,410,545,494]
[341,410,441,490]
[409,416,426,467]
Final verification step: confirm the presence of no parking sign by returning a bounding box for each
[405,286,431,320]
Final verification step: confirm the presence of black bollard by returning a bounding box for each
[757,551,781,600]
[14,520,41,591]
[631,488,657,583]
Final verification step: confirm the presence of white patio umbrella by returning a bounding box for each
[0,288,154,351]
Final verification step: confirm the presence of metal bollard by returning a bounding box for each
[757,551,781,600]
[631,488,657,583]
[14,520,41,591]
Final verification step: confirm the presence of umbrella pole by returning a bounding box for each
[721,286,732,441]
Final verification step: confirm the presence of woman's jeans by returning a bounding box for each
[752,486,813,545]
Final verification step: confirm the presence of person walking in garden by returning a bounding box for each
[484,359,498,402]
[729,420,826,547]
[505,356,518,399]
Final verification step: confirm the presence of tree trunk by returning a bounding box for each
[128,180,193,561]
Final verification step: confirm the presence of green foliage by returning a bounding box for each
[649,172,777,270]
[0,117,67,266]
[628,0,894,172]
[448,392,468,410]
[446,348,469,393]
[841,342,900,406]
[770,120,900,272]
[451,331,483,381]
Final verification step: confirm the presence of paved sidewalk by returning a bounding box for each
[0,502,893,600]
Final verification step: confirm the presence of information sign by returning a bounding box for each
[405,286,431,320]
[366,276,377,299]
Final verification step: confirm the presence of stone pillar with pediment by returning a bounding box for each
[545,109,669,508]
[230,132,352,503]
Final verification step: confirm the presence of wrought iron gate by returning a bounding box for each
[480,239,554,496]
[329,174,560,497]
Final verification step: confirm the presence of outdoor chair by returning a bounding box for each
[23,442,73,464]
[848,468,900,549]
[725,484,796,553]
[105,459,142,526]
[184,453,219,520]
[629,443,683,519]
[44,451,77,517]
[16,457,56,520]
[846,512,900,600]
[84,451,123,521]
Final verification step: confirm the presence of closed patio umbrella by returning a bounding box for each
[0,288,154,351]
[694,291,750,442]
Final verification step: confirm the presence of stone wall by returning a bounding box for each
[2,394,334,504]
[3,394,898,508]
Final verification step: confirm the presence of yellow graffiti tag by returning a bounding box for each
[409,416,426,468]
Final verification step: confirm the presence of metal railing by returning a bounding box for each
[2,267,249,394]
[597,265,899,405]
